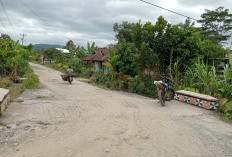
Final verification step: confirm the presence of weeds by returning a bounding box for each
[36,95,48,99]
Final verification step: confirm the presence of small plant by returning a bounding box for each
[36,95,48,99]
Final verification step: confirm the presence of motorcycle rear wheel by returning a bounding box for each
[158,90,165,106]
[68,77,72,84]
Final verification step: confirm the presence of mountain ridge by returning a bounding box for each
[33,44,63,50]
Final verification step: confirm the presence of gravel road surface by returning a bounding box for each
[0,63,232,157]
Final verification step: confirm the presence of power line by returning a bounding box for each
[140,0,198,21]
[18,0,71,42]
[0,17,10,34]
[0,0,20,38]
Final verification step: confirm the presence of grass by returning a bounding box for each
[36,95,48,99]
[90,82,109,90]
[184,87,199,93]
[8,84,22,102]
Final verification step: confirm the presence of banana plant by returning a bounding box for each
[103,49,118,80]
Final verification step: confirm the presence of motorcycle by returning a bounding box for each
[61,74,73,84]
[154,76,175,106]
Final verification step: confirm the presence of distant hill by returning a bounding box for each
[33,44,63,50]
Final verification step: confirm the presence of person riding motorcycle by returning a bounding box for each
[67,66,73,77]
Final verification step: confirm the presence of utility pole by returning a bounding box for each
[20,33,27,45]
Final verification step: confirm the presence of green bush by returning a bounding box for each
[218,101,232,122]
[225,102,232,120]
[128,75,140,93]
[128,74,156,97]
[22,72,39,90]
[81,67,93,78]
[93,71,110,84]
[0,78,13,88]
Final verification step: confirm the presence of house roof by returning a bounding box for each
[82,47,116,61]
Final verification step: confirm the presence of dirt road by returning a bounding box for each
[0,63,232,157]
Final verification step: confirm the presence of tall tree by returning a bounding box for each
[115,39,138,76]
[113,21,134,43]
[64,40,76,58]
[198,7,232,44]
[178,18,195,30]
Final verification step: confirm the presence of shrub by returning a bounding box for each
[0,78,13,88]
[81,67,93,78]
[22,73,39,90]
[128,74,156,97]
[223,101,232,121]
[128,75,140,93]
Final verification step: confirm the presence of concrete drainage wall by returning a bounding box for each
[174,90,218,110]
[0,88,10,116]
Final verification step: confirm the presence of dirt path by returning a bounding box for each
[0,63,232,157]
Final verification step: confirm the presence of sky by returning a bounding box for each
[0,0,231,48]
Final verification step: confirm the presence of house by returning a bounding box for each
[82,47,116,73]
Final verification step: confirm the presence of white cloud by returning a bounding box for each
[0,0,231,47]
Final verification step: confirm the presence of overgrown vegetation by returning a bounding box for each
[0,34,40,104]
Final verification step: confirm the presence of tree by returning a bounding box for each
[0,34,31,78]
[113,21,134,43]
[178,18,195,30]
[87,42,97,54]
[115,39,138,76]
[134,21,158,69]
[43,48,64,63]
[76,45,87,58]
[198,7,232,45]
[103,49,118,73]
[64,40,76,58]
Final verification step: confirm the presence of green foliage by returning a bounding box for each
[36,95,48,99]
[92,71,111,86]
[43,48,65,63]
[128,74,156,97]
[219,101,232,121]
[113,21,134,43]
[201,39,226,64]
[80,67,93,78]
[178,18,195,30]
[115,39,138,76]
[76,45,87,58]
[63,40,76,58]
[68,58,86,73]
[0,34,31,77]
[0,78,13,88]
[87,42,97,55]
[22,72,39,90]
[198,7,232,44]
[225,102,232,121]
[103,49,118,73]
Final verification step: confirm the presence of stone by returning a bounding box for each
[114,130,124,135]
[142,135,149,139]
[13,142,19,146]
[6,123,17,129]
[104,149,110,153]
[16,97,24,103]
